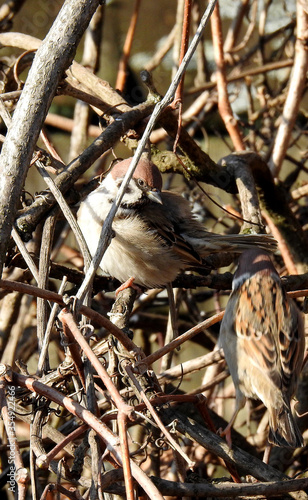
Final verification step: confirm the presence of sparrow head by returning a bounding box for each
[232,248,278,291]
[109,157,163,207]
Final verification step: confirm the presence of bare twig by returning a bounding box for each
[69,5,104,161]
[223,0,256,55]
[158,349,224,383]
[35,161,92,269]
[36,214,56,371]
[0,279,143,354]
[117,412,135,500]
[145,25,177,72]
[210,3,245,151]
[58,308,136,419]
[37,277,68,376]
[171,0,193,153]
[172,0,192,108]
[125,364,195,469]
[150,475,308,498]
[115,0,142,92]
[137,311,224,370]
[0,32,131,114]
[262,211,299,275]
[269,1,308,175]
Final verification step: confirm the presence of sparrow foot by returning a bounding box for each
[115,277,142,296]
[217,425,233,448]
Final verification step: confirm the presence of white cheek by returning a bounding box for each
[103,174,118,192]
[104,174,142,205]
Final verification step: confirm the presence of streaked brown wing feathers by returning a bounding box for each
[278,297,303,387]
[144,216,204,266]
[235,275,281,381]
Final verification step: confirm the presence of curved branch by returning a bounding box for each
[219,152,308,271]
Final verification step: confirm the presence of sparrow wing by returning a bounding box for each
[278,298,304,393]
[146,217,204,266]
[158,191,278,255]
[234,273,302,391]
[141,193,205,266]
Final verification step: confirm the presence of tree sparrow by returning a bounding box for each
[77,157,276,289]
[219,248,304,447]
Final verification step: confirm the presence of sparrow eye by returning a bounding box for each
[137,178,146,188]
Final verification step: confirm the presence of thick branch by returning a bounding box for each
[219,152,308,271]
[151,476,308,498]
[0,0,101,274]
[164,409,303,486]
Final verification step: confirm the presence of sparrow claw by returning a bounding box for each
[217,426,233,448]
[115,277,142,296]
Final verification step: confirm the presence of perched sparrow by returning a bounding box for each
[219,249,304,447]
[77,157,276,289]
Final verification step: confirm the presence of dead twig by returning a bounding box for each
[210,3,245,151]
[269,1,308,175]
[115,0,142,92]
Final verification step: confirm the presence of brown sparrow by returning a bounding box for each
[219,248,304,447]
[77,157,276,289]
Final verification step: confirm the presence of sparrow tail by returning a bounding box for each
[268,407,303,448]
[193,233,277,256]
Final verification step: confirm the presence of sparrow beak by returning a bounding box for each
[147,189,163,204]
